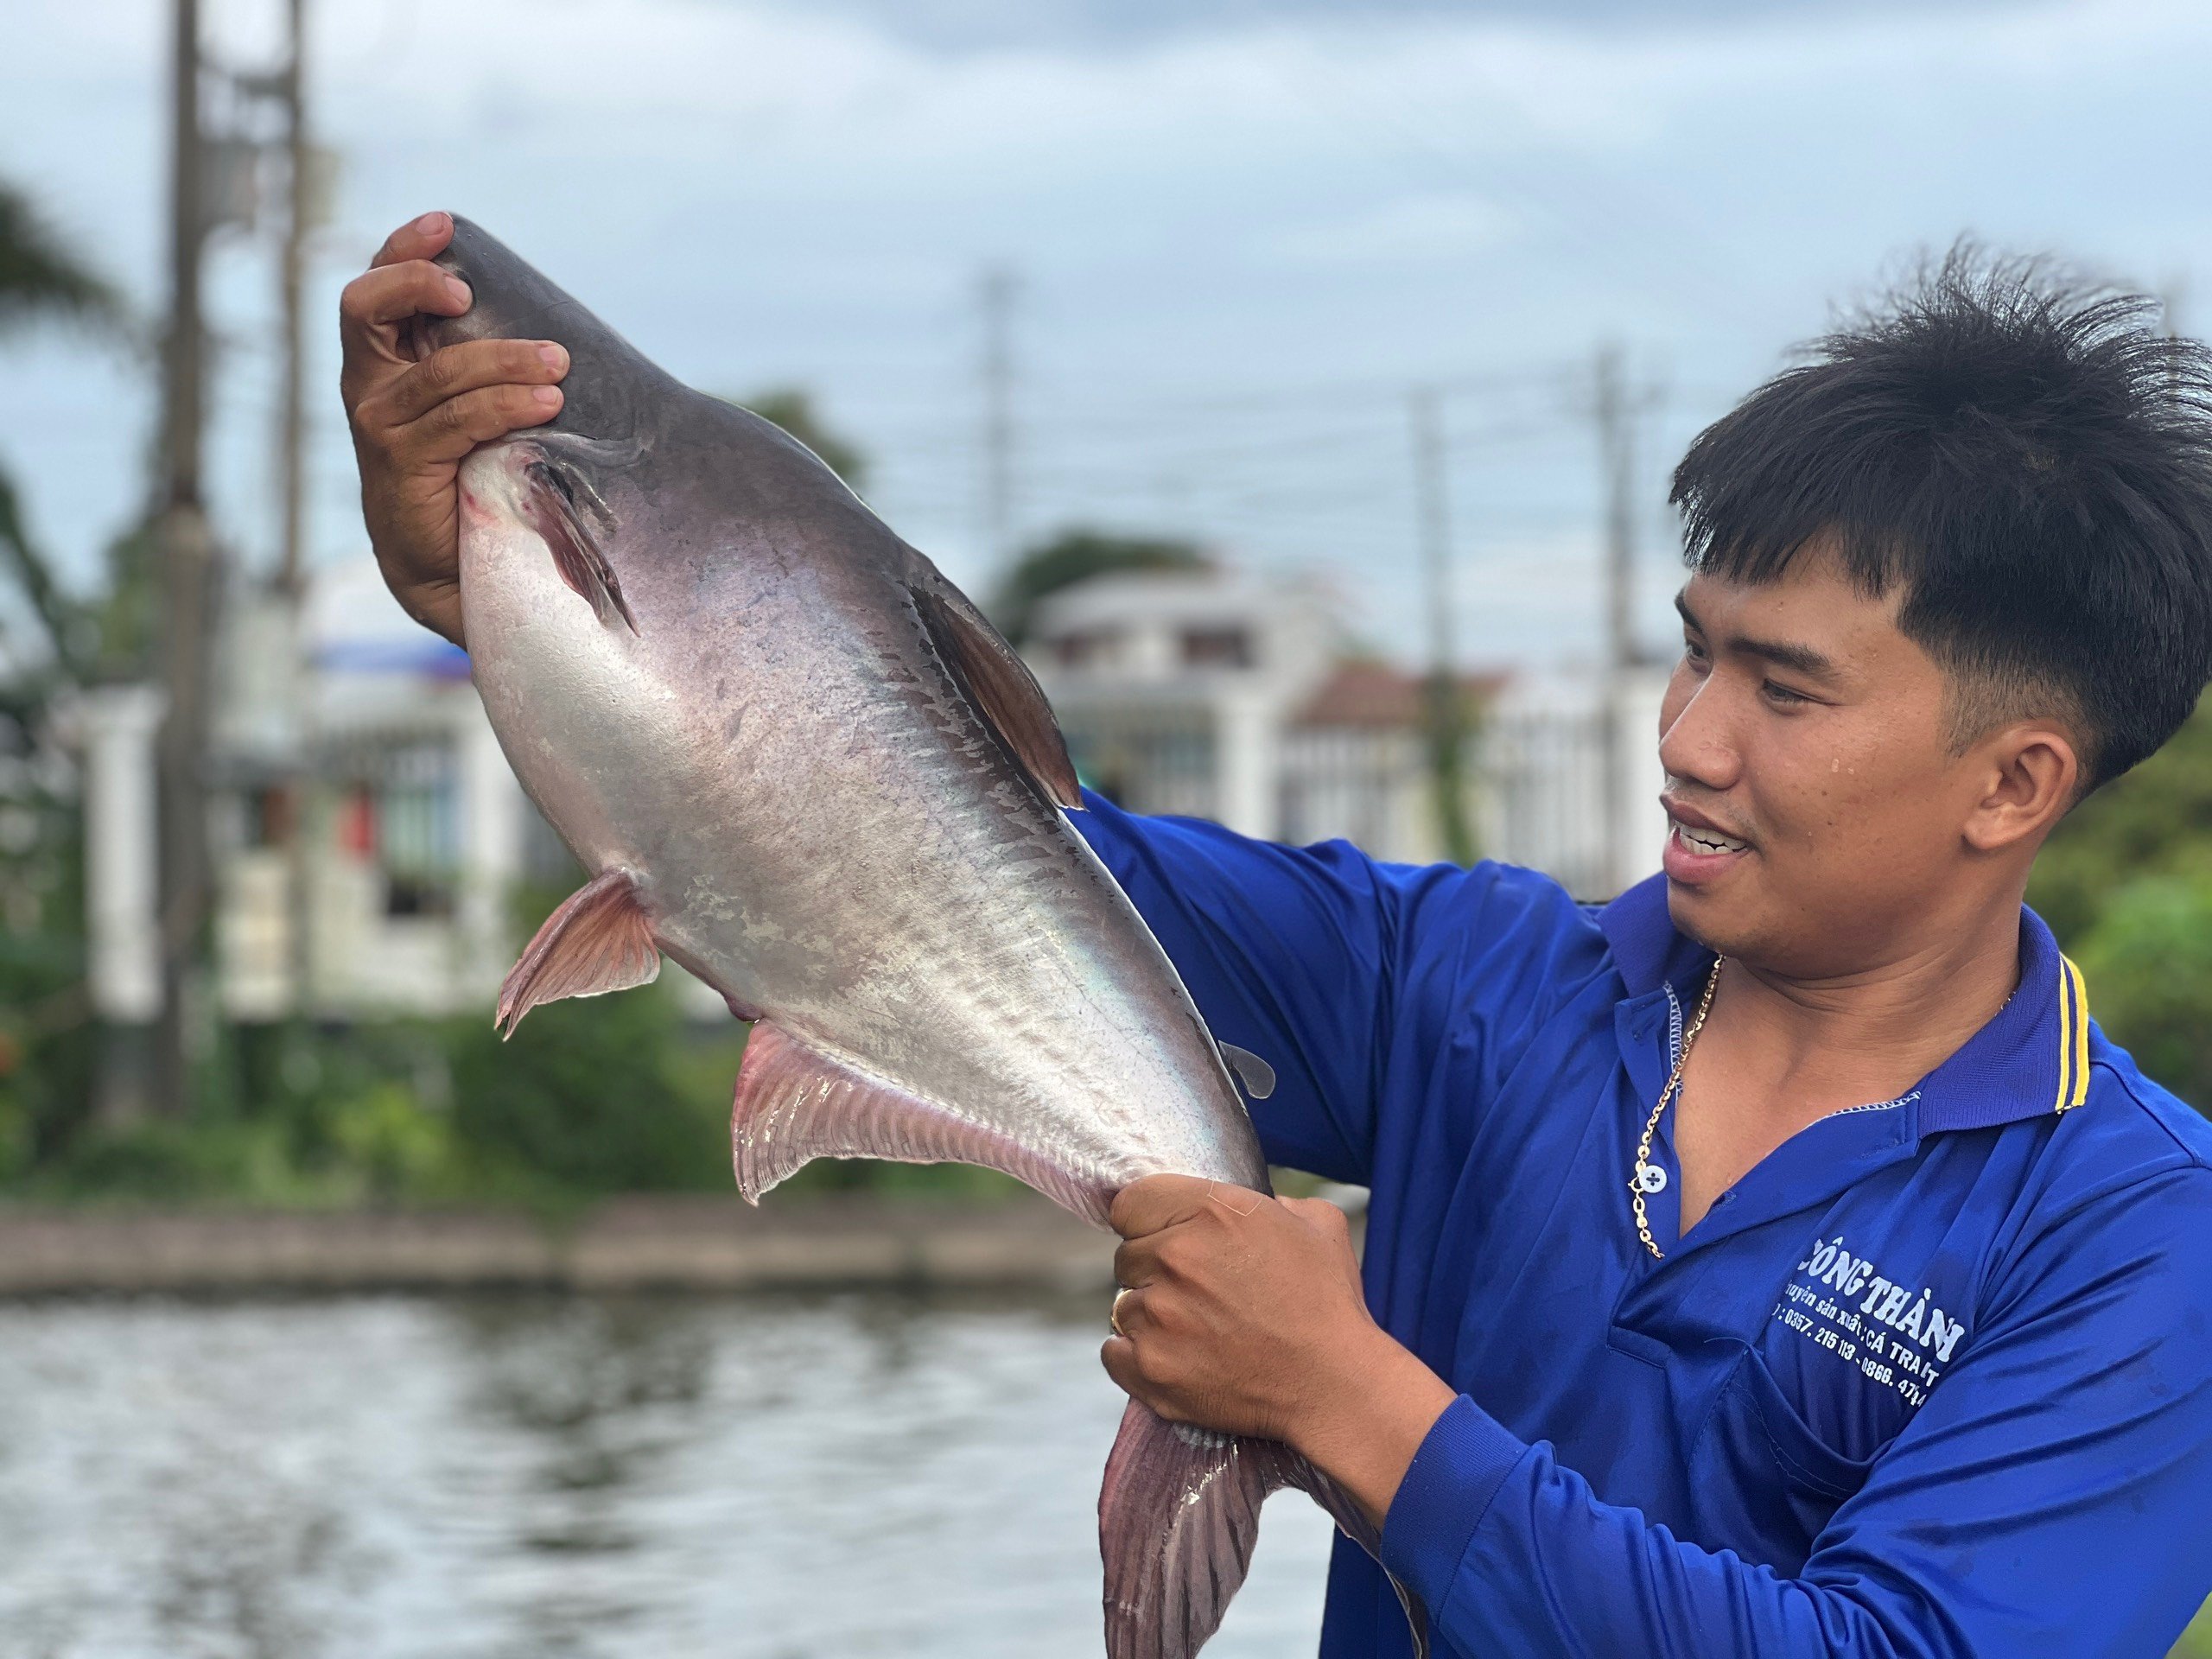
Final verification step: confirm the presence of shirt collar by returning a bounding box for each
[1598,874,2092,1135]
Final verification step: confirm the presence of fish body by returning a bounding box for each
[421,219,1418,1659]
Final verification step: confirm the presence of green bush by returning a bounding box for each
[2071,875,2212,1112]
[446,982,731,1196]
[2031,702,2212,944]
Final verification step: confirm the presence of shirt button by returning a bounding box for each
[1634,1163,1668,1195]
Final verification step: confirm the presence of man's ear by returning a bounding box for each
[1963,723,2080,853]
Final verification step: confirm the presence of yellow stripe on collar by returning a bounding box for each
[2056,956,2091,1112]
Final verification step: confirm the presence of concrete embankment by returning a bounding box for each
[0,1194,1117,1295]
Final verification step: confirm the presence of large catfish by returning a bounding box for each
[415,218,1423,1659]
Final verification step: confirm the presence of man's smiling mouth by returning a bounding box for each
[1671,823,1751,855]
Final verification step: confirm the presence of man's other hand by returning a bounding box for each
[339,210,569,647]
[1103,1174,1455,1528]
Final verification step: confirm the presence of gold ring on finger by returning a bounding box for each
[1109,1287,1135,1339]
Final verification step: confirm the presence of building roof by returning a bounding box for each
[1291,659,1510,731]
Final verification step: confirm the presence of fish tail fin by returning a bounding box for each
[1100,1403,1285,1659]
[1098,1401,1430,1659]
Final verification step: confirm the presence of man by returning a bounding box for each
[346,219,2212,1655]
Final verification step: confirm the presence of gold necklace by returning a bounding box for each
[1630,957,1725,1261]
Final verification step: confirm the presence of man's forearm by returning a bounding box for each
[1286,1324,1457,1530]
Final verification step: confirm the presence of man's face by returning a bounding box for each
[1657,554,1993,976]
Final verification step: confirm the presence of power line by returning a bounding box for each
[977,264,1017,570]
[1409,385,1475,863]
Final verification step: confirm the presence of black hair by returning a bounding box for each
[1671,245,2212,791]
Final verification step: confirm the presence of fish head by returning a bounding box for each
[414,215,671,451]
[421,216,885,637]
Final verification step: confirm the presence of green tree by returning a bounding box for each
[0,181,125,677]
[988,527,1210,646]
[0,184,120,334]
[2070,874,2212,1110]
[2028,702,2212,945]
[2028,700,2212,1114]
[0,181,125,1173]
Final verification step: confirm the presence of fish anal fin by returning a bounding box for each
[912,577,1083,810]
[730,1021,1109,1224]
[496,868,661,1037]
[1099,1402,1429,1659]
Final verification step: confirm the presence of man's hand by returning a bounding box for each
[338,210,570,646]
[1103,1174,1456,1528]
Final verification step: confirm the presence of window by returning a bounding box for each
[1179,627,1251,670]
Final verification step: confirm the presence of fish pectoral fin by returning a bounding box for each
[1099,1403,1431,1659]
[1217,1041,1276,1101]
[521,456,639,632]
[730,1021,1111,1224]
[495,868,661,1037]
[911,575,1084,811]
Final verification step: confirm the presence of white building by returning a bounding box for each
[72,555,1669,1034]
[203,562,542,1021]
[1028,566,1669,893]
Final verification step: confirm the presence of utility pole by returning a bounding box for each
[1592,341,1649,898]
[276,0,316,1022]
[276,0,307,607]
[1409,385,1476,866]
[978,264,1016,569]
[152,0,217,1116]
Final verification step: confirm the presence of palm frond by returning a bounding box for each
[0,182,122,338]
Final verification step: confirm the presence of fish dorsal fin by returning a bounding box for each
[1217,1042,1275,1101]
[496,868,661,1037]
[730,1020,1112,1225]
[911,576,1083,811]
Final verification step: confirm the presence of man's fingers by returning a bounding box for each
[340,259,474,343]
[1101,1333,1141,1395]
[1108,1173,1216,1239]
[371,210,455,271]
[1113,1236,1163,1290]
[385,383,564,464]
[374,339,569,427]
[1281,1196,1348,1232]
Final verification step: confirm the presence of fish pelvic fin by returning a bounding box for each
[729,1021,1111,1224]
[1099,1402,1430,1659]
[1217,1042,1275,1102]
[495,868,661,1037]
[911,575,1084,811]
[521,455,639,633]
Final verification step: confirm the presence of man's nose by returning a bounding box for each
[1657,674,1741,791]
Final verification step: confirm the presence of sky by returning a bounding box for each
[4,0,2211,671]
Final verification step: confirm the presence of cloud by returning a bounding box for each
[9,0,2212,671]
[1269,194,1518,267]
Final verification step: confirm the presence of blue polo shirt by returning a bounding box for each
[1074,792,2212,1658]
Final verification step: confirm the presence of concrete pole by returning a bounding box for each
[456,700,525,996]
[1595,342,1635,897]
[1215,690,1278,841]
[276,0,315,1020]
[83,688,168,1123]
[153,0,216,1114]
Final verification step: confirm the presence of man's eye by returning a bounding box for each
[1682,637,1709,665]
[1762,680,1811,707]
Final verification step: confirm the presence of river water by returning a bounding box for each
[0,1292,1334,1658]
